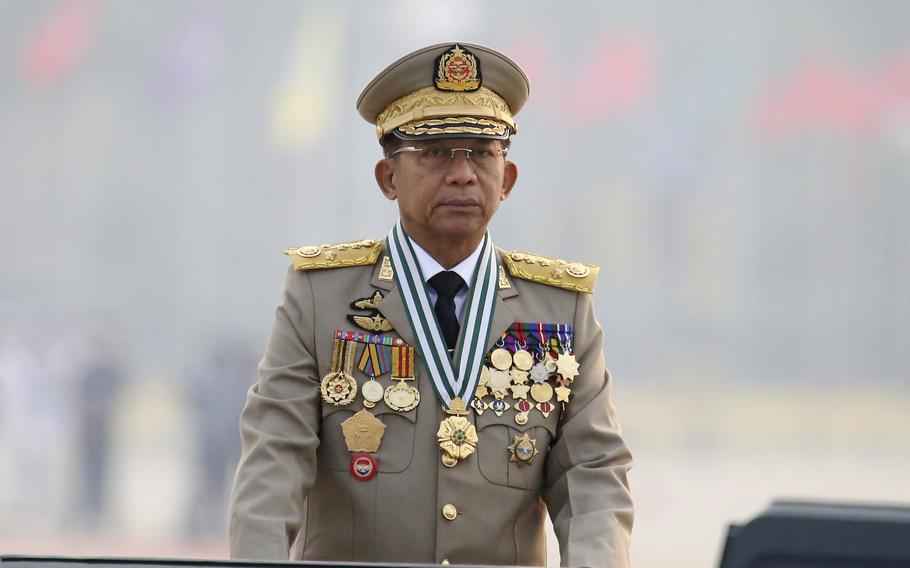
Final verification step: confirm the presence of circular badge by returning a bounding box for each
[565,262,590,278]
[512,349,534,371]
[350,453,377,481]
[514,411,529,426]
[490,348,513,370]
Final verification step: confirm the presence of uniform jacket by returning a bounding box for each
[229,242,633,567]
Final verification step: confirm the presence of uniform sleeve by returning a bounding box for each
[542,291,634,568]
[228,266,322,560]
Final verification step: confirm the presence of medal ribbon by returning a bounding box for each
[391,346,415,379]
[330,338,344,373]
[358,343,391,377]
[386,220,499,408]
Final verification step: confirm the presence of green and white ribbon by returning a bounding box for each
[386,220,499,409]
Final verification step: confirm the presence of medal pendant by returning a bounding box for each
[529,362,550,384]
[384,379,420,412]
[362,377,384,406]
[508,433,540,465]
[437,416,478,467]
[321,372,357,406]
[514,411,529,425]
[556,353,580,381]
[536,401,554,418]
[530,382,554,404]
[471,397,488,415]
[350,452,378,481]
[555,385,572,403]
[490,348,513,370]
[490,398,510,417]
[512,349,534,371]
[544,356,559,374]
[489,369,511,390]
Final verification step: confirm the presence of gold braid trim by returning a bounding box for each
[285,239,383,271]
[501,251,599,293]
[375,86,515,139]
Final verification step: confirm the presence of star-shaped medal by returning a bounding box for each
[529,362,550,383]
[556,353,580,382]
[510,383,530,400]
[555,385,571,402]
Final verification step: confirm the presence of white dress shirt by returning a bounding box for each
[408,237,484,325]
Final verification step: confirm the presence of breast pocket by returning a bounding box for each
[475,409,556,490]
[320,379,418,473]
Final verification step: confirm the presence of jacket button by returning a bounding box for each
[442,504,457,520]
[441,560,450,565]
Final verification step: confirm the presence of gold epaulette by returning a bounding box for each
[284,239,382,271]
[501,251,599,293]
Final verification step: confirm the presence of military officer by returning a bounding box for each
[229,42,633,567]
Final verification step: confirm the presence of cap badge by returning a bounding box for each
[434,44,481,92]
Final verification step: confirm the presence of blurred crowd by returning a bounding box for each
[0,318,257,539]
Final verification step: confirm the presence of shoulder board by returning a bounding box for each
[284,239,382,271]
[501,250,599,293]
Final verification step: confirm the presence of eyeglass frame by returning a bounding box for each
[388,144,509,167]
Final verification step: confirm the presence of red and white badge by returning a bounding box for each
[350,453,377,481]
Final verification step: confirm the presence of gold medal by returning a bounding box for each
[489,369,511,390]
[490,348,512,370]
[512,349,534,371]
[437,415,478,467]
[384,380,420,412]
[362,377,384,408]
[514,411,529,425]
[556,352,580,381]
[530,382,554,404]
[555,384,571,403]
[508,433,539,465]
[341,409,386,452]
[321,371,357,406]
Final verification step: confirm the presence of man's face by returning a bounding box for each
[375,137,518,246]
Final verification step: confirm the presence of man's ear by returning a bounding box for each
[375,159,397,201]
[500,160,518,201]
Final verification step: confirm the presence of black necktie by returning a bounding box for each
[428,271,465,350]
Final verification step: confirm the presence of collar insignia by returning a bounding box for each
[434,44,481,92]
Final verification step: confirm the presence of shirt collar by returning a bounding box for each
[408,237,484,290]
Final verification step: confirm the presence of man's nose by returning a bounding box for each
[444,151,478,185]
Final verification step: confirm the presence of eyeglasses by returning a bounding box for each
[390,144,508,171]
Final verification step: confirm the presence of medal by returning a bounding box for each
[508,433,539,466]
[529,362,550,383]
[489,368,511,389]
[361,376,384,408]
[530,382,554,404]
[341,409,386,452]
[489,398,510,417]
[556,352,580,382]
[437,415,478,467]
[514,399,532,425]
[536,401,554,418]
[512,349,534,371]
[321,339,358,406]
[490,348,512,370]
[471,396,488,415]
[555,384,571,403]
[385,380,420,412]
[386,345,420,412]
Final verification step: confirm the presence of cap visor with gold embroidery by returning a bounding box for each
[357,42,530,142]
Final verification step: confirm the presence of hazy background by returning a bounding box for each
[1,1,909,566]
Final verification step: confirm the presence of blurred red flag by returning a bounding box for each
[20,0,98,88]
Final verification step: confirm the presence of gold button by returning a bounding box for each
[441,560,450,565]
[442,504,457,520]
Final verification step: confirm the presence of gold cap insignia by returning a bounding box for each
[434,44,481,92]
